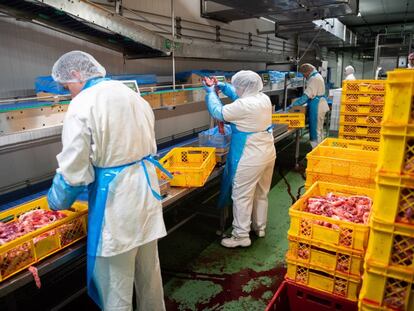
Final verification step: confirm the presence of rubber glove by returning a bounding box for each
[205,91,225,121]
[291,94,309,107]
[47,173,85,211]
[202,81,215,93]
[217,82,239,101]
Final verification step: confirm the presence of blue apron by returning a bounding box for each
[306,72,327,142]
[79,78,173,308]
[218,123,273,208]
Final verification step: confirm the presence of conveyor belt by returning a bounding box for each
[0,126,300,309]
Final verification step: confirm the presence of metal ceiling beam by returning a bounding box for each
[40,0,170,54]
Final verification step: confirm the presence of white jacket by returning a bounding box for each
[222,92,276,167]
[57,80,166,257]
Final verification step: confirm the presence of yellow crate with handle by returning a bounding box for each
[305,170,376,190]
[341,93,385,105]
[285,256,361,301]
[287,235,364,277]
[339,114,383,126]
[0,197,87,282]
[359,261,414,311]
[272,113,305,129]
[342,80,386,94]
[288,182,375,252]
[319,138,379,151]
[341,103,384,115]
[383,69,414,125]
[306,145,378,181]
[158,147,216,187]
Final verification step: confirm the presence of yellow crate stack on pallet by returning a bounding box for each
[359,70,414,311]
[285,182,375,302]
[339,80,386,143]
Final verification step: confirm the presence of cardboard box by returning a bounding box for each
[143,93,162,108]
[288,105,307,114]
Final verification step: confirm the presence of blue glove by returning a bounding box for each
[217,82,238,101]
[205,92,225,121]
[202,81,215,93]
[47,173,85,210]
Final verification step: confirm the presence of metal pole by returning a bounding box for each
[373,34,380,78]
[171,0,176,90]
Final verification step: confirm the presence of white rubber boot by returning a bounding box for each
[221,236,251,248]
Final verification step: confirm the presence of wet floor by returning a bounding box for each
[161,138,310,310]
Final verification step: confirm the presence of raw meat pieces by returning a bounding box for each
[28,266,41,288]
[305,193,372,225]
[0,209,66,245]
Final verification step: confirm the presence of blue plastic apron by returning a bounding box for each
[87,156,172,308]
[218,123,273,208]
[306,72,327,142]
[78,77,173,308]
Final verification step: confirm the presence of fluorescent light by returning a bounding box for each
[260,17,275,24]
[357,11,361,17]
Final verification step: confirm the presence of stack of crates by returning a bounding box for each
[305,138,379,190]
[359,69,414,311]
[339,80,386,143]
[286,182,375,304]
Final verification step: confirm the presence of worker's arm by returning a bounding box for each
[217,82,238,101]
[48,111,94,210]
[204,83,225,121]
[291,94,309,107]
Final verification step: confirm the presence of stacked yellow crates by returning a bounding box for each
[359,70,414,310]
[304,138,379,189]
[285,182,375,302]
[339,80,386,142]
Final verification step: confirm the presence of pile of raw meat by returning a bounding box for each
[0,209,66,246]
[305,193,372,225]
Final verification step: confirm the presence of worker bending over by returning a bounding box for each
[344,65,356,80]
[47,51,169,311]
[289,64,330,148]
[204,70,276,248]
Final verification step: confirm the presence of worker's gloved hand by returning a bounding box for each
[216,81,226,90]
[47,173,85,211]
[291,94,309,107]
[202,81,215,93]
[216,82,239,101]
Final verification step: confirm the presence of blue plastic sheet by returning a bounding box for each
[199,125,232,149]
[35,74,157,94]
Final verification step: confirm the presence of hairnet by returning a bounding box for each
[299,63,316,75]
[409,53,414,60]
[231,70,263,98]
[345,65,355,75]
[52,51,106,83]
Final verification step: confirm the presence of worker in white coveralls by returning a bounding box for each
[408,53,414,68]
[47,51,171,311]
[203,70,276,248]
[288,63,330,149]
[344,65,356,80]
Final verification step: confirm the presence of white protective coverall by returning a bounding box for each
[222,72,276,238]
[57,80,166,310]
[304,72,330,148]
[344,65,356,80]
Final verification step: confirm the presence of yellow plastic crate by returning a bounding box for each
[339,134,381,143]
[359,298,414,311]
[377,125,414,178]
[305,170,375,190]
[287,235,364,277]
[0,197,87,282]
[272,113,305,129]
[306,145,378,181]
[342,80,386,94]
[288,182,375,252]
[158,147,216,187]
[339,125,381,136]
[339,114,383,126]
[359,261,414,311]
[341,93,385,104]
[285,256,361,301]
[340,103,385,115]
[384,69,414,125]
[365,217,414,275]
[319,138,379,152]
[373,174,414,226]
